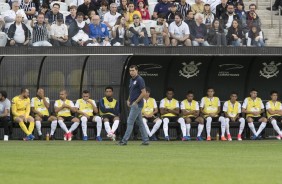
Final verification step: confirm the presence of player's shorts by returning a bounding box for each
[143,116,159,123]
[246,116,261,122]
[183,116,197,122]
[162,116,179,122]
[101,114,118,123]
[226,117,242,122]
[204,116,219,123]
[13,115,33,121]
[79,115,94,122]
[268,116,282,122]
[58,116,75,122]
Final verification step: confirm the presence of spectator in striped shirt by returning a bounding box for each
[20,0,36,21]
[31,13,52,46]
[177,0,191,18]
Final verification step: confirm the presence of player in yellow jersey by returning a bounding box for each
[141,87,162,141]
[31,88,57,140]
[178,91,204,141]
[222,92,245,141]
[12,88,35,141]
[160,88,180,141]
[265,91,282,140]
[75,90,102,141]
[54,90,80,141]
[200,87,225,141]
[242,89,267,140]
[99,86,120,141]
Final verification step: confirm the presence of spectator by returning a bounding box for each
[68,12,89,46]
[0,18,5,32]
[118,0,128,16]
[91,0,102,10]
[85,10,96,24]
[226,19,243,46]
[216,0,227,19]
[266,0,282,11]
[221,4,238,30]
[247,25,264,47]
[88,15,111,46]
[125,2,141,27]
[31,13,52,46]
[38,4,49,15]
[191,0,204,14]
[65,5,78,26]
[177,0,191,18]
[97,1,109,22]
[207,19,226,45]
[204,0,221,14]
[235,2,248,33]
[103,3,121,32]
[227,0,241,7]
[111,15,126,46]
[167,3,178,25]
[153,0,172,19]
[0,91,11,141]
[169,12,191,46]
[184,10,195,28]
[20,0,36,21]
[203,4,215,30]
[50,14,71,46]
[136,0,150,20]
[45,3,64,25]
[246,4,261,29]
[3,1,28,30]
[8,13,30,46]
[150,13,170,46]
[128,14,149,46]
[77,0,98,20]
[190,13,209,46]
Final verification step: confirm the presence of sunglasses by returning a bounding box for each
[133,17,139,19]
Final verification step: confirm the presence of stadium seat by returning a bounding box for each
[61,11,70,23]
[0,32,7,47]
[0,3,10,15]
[64,0,72,7]
[148,2,157,19]
[50,1,68,11]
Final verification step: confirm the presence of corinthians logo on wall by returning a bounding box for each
[179,61,202,79]
[260,61,281,79]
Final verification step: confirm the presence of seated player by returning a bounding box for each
[54,90,80,141]
[265,91,282,140]
[178,91,205,141]
[222,92,245,141]
[142,87,162,141]
[200,87,225,141]
[160,88,180,141]
[99,86,120,141]
[75,90,102,141]
[12,88,35,141]
[31,88,57,140]
[242,89,268,140]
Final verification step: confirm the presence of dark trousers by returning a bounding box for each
[0,116,12,135]
[273,0,282,7]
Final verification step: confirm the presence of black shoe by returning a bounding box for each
[50,135,56,140]
[267,6,278,11]
[117,141,127,146]
[141,142,149,146]
[133,136,138,140]
[38,135,43,140]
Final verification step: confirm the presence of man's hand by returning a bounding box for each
[10,40,15,45]
[127,100,130,107]
[139,32,145,37]
[84,113,90,119]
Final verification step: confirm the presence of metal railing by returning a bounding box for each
[279,6,281,37]
[271,0,273,28]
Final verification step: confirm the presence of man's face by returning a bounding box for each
[82,93,90,101]
[37,14,44,24]
[271,93,278,101]
[129,67,138,77]
[187,93,194,101]
[52,5,60,14]
[70,8,77,15]
[175,15,181,24]
[196,16,203,24]
[60,91,67,100]
[171,6,177,12]
[166,91,174,99]
[15,14,23,23]
[227,6,234,14]
[22,89,29,98]
[250,91,258,98]
[188,12,194,19]
[77,15,84,23]
[230,94,237,101]
[105,89,113,98]
[249,6,256,12]
[207,89,214,97]
[157,17,164,24]
[110,5,117,13]
[145,91,150,98]
[92,16,100,25]
[237,4,243,11]
[12,3,20,11]
[37,88,44,97]
[84,0,90,5]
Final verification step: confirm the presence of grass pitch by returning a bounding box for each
[0,140,281,184]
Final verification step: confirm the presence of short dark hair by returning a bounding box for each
[70,5,77,10]
[101,0,108,6]
[41,3,48,9]
[21,88,28,93]
[187,91,194,95]
[158,13,165,19]
[166,87,174,93]
[270,90,278,95]
[227,3,234,8]
[249,3,256,9]
[77,12,85,17]
[175,12,183,19]
[230,91,238,96]
[105,86,113,91]
[82,90,90,94]
[250,88,257,92]
[0,91,7,98]
[207,87,214,91]
[187,10,193,15]
[53,3,60,8]
[129,65,138,70]
[128,1,134,6]
[145,87,151,93]
[38,13,45,17]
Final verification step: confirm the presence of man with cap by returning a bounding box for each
[50,13,71,46]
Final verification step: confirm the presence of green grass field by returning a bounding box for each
[0,140,281,184]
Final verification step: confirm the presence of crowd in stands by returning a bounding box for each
[0,0,265,46]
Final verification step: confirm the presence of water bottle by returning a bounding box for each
[216,132,219,141]
[46,132,50,141]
